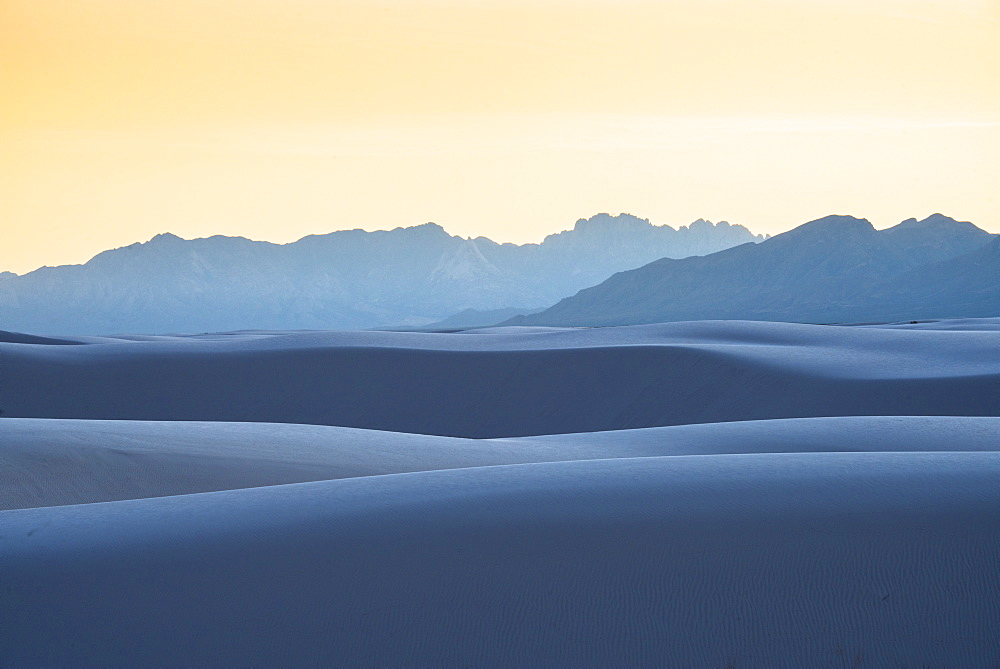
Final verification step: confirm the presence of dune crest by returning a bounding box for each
[2,319,998,437]
[2,318,999,664]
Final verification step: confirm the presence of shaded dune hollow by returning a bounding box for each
[2,319,999,666]
[2,319,999,437]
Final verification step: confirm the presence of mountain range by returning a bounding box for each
[0,214,761,335]
[506,214,998,327]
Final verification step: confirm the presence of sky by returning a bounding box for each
[2,0,998,274]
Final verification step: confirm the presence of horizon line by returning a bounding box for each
[3,210,976,277]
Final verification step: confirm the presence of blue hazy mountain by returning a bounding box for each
[506,214,997,326]
[418,307,546,331]
[0,214,761,335]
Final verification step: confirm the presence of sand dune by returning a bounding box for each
[2,320,998,437]
[3,415,1000,511]
[2,318,999,665]
[3,452,999,665]
[859,316,1000,331]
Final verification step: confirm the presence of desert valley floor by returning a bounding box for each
[2,318,999,665]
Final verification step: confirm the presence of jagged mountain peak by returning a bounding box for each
[574,212,652,228]
[509,212,995,328]
[147,232,185,244]
[397,221,449,236]
[2,212,764,334]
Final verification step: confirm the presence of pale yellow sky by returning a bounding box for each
[2,0,998,274]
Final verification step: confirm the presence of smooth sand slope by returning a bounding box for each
[3,415,1000,510]
[4,453,1000,665]
[2,319,999,436]
[2,318,999,666]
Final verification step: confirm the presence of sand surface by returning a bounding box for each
[2,319,999,665]
[3,319,999,436]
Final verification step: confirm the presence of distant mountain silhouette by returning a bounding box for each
[505,214,997,326]
[417,307,545,331]
[0,214,760,335]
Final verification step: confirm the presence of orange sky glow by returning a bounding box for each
[2,0,998,274]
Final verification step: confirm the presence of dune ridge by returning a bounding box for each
[2,318,999,665]
[3,452,1000,665]
[3,415,1000,511]
[2,320,998,437]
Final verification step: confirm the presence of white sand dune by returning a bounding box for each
[3,453,999,665]
[859,317,1000,331]
[2,318,999,665]
[3,415,1000,511]
[2,320,998,437]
